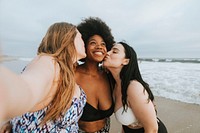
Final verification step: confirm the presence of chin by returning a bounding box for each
[83,54,87,58]
[81,53,87,59]
[77,55,86,61]
[102,62,107,67]
[95,59,104,63]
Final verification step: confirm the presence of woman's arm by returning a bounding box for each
[0,66,34,123]
[0,55,56,124]
[127,80,158,133]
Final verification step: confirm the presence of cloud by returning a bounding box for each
[0,0,200,58]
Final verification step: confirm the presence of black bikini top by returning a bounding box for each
[80,101,114,121]
[79,68,115,122]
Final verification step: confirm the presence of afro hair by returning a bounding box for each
[77,17,115,51]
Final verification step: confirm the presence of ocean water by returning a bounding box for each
[2,54,200,105]
[139,59,200,105]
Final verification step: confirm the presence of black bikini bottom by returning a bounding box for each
[122,118,168,133]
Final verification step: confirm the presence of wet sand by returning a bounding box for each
[110,96,200,133]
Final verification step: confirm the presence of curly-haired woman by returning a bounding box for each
[76,17,115,133]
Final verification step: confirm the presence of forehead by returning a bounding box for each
[88,35,104,41]
[112,43,124,51]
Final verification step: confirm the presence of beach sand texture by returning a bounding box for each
[110,96,200,133]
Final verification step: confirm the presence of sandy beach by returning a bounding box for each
[1,59,200,133]
[110,96,200,133]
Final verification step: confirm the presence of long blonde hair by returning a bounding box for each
[37,22,77,124]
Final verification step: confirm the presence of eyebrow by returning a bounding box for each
[112,47,119,51]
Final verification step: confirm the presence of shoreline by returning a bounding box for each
[110,96,200,133]
[1,59,200,132]
[0,55,18,62]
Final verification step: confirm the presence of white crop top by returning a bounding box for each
[115,107,140,126]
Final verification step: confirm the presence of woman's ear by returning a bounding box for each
[122,58,129,65]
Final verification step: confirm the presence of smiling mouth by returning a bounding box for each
[93,51,104,55]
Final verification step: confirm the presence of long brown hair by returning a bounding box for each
[37,22,77,124]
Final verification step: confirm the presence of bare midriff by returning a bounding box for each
[78,118,106,132]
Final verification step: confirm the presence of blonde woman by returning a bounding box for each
[0,22,86,132]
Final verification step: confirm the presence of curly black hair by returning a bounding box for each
[77,17,115,52]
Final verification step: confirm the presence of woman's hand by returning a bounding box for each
[0,121,12,133]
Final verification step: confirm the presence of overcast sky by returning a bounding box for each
[0,0,200,58]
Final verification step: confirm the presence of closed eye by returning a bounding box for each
[111,47,119,53]
[113,51,118,53]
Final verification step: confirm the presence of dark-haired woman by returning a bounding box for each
[76,17,115,133]
[103,42,167,133]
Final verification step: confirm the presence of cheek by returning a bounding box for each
[103,46,107,52]
[76,40,85,51]
[80,40,85,49]
[107,56,122,67]
[111,60,122,67]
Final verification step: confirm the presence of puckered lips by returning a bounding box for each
[103,55,109,61]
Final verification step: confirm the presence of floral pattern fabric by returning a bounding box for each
[11,88,86,133]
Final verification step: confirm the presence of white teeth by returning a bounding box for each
[94,52,103,55]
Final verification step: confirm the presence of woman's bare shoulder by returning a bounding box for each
[129,80,143,89]
[27,55,57,71]
[127,80,144,95]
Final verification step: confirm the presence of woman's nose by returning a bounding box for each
[95,43,103,49]
[106,51,111,56]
